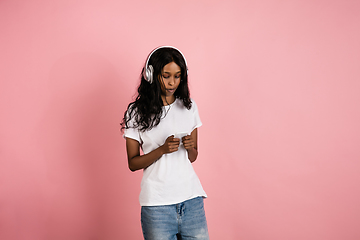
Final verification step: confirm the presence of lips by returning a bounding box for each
[166,88,176,93]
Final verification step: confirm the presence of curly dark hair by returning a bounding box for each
[121,47,192,132]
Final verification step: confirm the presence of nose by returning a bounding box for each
[168,76,175,86]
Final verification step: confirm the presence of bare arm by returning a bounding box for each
[182,128,199,163]
[126,135,180,172]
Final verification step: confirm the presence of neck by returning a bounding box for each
[162,95,175,106]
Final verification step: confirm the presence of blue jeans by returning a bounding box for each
[141,197,209,240]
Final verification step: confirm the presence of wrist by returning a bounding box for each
[186,147,195,153]
[159,145,165,155]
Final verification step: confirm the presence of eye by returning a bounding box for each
[175,75,181,79]
[162,75,170,79]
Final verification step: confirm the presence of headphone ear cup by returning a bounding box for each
[143,65,154,84]
[145,65,154,84]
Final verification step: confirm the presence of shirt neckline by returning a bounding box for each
[163,98,177,108]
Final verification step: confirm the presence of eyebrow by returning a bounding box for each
[163,71,181,74]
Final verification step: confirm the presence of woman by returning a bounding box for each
[121,46,209,240]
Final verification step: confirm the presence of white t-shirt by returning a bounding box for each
[124,98,207,206]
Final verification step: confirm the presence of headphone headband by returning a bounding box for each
[143,46,188,84]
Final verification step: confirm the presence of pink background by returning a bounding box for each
[1,0,360,239]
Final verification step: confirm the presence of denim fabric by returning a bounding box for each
[141,197,209,240]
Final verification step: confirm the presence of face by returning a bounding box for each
[159,61,181,101]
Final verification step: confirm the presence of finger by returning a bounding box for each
[183,142,194,148]
[170,146,179,152]
[170,142,179,147]
[184,145,193,150]
[172,138,180,142]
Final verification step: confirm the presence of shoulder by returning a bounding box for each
[124,103,138,127]
[126,102,138,116]
[178,98,200,116]
[189,98,199,111]
[190,98,197,106]
[174,98,198,110]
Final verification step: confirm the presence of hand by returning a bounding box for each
[182,135,195,150]
[161,135,180,154]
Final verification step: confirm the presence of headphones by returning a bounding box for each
[142,46,188,84]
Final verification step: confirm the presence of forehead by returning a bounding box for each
[162,62,181,72]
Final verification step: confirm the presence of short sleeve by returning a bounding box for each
[124,127,141,143]
[191,99,202,131]
[123,110,142,144]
